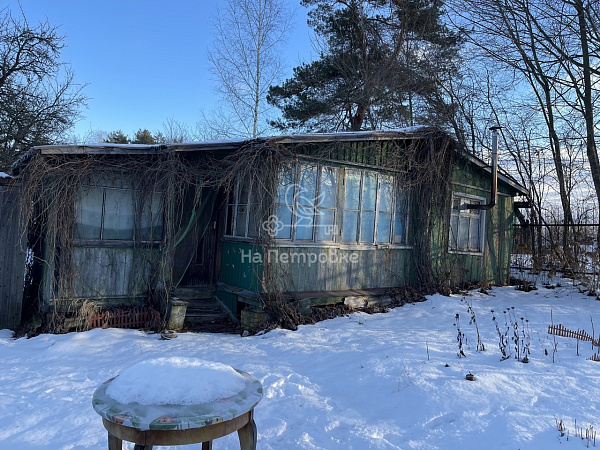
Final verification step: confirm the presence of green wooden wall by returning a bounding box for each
[219,241,263,292]
[218,154,519,297]
[436,160,516,286]
[268,246,415,292]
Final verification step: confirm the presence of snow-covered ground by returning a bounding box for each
[1,284,599,449]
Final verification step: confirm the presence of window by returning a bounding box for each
[274,165,294,239]
[225,164,409,245]
[449,193,484,253]
[225,175,262,238]
[75,183,163,241]
[342,169,408,245]
[393,184,409,245]
[296,164,317,240]
[267,163,339,242]
[316,166,337,241]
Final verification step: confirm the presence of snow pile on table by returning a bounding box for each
[105,357,246,405]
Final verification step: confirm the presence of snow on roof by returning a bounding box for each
[105,357,246,406]
[27,129,527,194]
[32,127,437,155]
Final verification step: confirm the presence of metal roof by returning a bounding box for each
[31,128,527,195]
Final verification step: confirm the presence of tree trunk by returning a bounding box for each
[574,0,600,243]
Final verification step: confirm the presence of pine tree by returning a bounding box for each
[268,0,461,132]
[132,128,156,145]
[104,130,129,144]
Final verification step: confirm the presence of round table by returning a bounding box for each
[92,368,263,450]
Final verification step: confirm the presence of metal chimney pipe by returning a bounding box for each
[467,126,500,210]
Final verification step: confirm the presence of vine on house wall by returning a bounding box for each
[220,129,459,329]
[19,150,219,332]
[18,128,460,333]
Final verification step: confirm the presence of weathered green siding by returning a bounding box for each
[72,247,158,300]
[269,246,415,292]
[219,241,263,292]
[438,160,516,286]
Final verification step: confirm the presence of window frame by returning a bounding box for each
[341,169,408,246]
[265,163,410,247]
[75,183,163,243]
[448,191,486,254]
[224,174,262,239]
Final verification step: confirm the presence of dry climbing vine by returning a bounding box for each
[18,128,461,332]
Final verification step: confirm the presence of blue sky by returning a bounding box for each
[5,0,314,140]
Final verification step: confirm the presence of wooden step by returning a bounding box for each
[176,288,239,333]
[172,286,213,300]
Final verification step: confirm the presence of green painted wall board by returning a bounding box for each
[215,289,238,316]
[219,241,263,292]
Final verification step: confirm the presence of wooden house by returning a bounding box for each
[16,128,527,331]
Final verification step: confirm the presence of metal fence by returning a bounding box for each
[512,222,600,280]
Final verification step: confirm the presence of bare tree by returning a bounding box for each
[206,0,293,138]
[157,117,197,144]
[0,8,87,171]
[448,0,600,238]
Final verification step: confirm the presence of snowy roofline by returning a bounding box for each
[27,127,527,195]
[32,126,437,155]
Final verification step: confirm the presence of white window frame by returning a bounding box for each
[268,164,409,246]
[75,184,163,242]
[224,174,258,239]
[448,192,485,254]
[341,169,409,245]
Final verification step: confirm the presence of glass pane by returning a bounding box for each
[394,212,406,244]
[362,172,377,211]
[298,164,317,207]
[238,178,250,206]
[296,206,314,240]
[377,212,392,243]
[360,211,375,243]
[468,216,481,251]
[449,215,459,249]
[248,203,260,238]
[344,169,361,210]
[75,187,103,239]
[379,176,393,212]
[103,188,134,240]
[277,165,295,205]
[139,192,163,240]
[275,205,292,239]
[396,188,408,214]
[342,210,358,242]
[458,216,469,250]
[452,196,462,211]
[317,209,335,241]
[235,206,247,237]
[319,167,337,208]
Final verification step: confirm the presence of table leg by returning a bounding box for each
[132,445,153,450]
[108,432,122,450]
[202,441,213,450]
[237,410,257,450]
